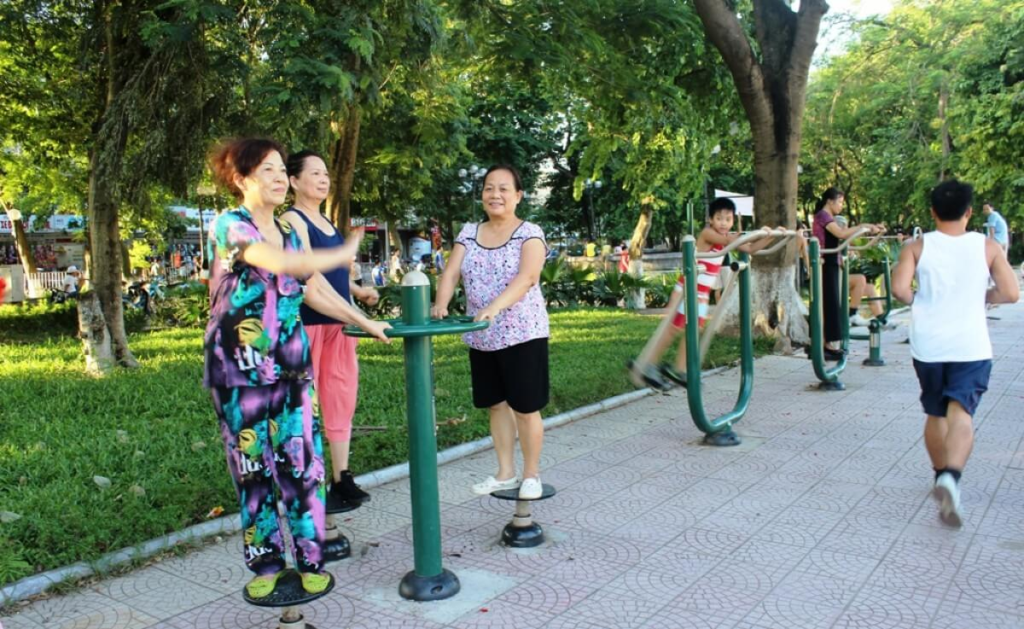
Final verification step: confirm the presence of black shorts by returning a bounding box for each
[912,359,992,418]
[469,338,549,414]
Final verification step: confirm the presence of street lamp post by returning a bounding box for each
[458,165,485,222]
[692,144,722,235]
[584,180,602,242]
[196,184,217,280]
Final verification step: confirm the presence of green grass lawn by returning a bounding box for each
[0,308,771,586]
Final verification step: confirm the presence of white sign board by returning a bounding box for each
[714,189,754,217]
[0,214,85,234]
[168,206,216,233]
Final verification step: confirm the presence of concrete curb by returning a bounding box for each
[1,387,657,606]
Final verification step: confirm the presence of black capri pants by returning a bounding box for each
[469,337,549,414]
[822,260,842,343]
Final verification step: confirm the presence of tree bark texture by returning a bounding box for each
[87,150,138,370]
[328,101,362,234]
[78,292,116,376]
[627,204,653,260]
[626,204,655,308]
[692,0,827,343]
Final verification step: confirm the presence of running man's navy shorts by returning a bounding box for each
[912,359,992,418]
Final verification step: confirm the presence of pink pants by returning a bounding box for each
[305,324,359,443]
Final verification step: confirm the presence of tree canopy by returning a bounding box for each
[801,0,1024,240]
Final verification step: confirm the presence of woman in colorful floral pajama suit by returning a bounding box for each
[205,138,388,599]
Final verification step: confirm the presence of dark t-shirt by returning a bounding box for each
[813,209,841,266]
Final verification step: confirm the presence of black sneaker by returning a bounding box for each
[627,360,672,392]
[327,471,369,511]
[659,364,688,388]
[824,348,846,362]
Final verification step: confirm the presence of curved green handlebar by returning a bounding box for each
[808,238,850,383]
[343,316,489,338]
[682,237,755,437]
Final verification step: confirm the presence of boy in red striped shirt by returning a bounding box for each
[629,197,772,389]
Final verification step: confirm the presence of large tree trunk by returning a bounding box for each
[749,135,809,343]
[693,0,828,344]
[87,153,138,370]
[81,1,138,373]
[328,101,362,233]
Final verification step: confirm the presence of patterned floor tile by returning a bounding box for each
[1,592,161,629]
[448,598,557,629]
[542,593,666,629]
[88,569,226,622]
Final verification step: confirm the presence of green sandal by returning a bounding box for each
[300,572,331,595]
[245,571,284,599]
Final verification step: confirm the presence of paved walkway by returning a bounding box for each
[4,303,1024,629]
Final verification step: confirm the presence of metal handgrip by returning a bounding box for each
[848,228,889,252]
[754,229,800,256]
[692,228,775,259]
[820,225,876,255]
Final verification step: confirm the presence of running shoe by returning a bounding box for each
[934,472,963,528]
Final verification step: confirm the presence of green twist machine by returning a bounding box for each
[807,226,886,390]
[843,234,909,366]
[680,229,798,446]
[344,270,487,602]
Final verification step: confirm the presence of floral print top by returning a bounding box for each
[456,221,550,352]
[204,207,312,388]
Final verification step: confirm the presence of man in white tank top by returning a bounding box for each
[892,180,1019,528]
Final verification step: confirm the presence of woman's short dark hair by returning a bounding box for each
[287,150,326,179]
[209,138,287,201]
[483,164,524,192]
[814,187,844,212]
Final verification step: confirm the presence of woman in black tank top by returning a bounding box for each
[283,150,390,507]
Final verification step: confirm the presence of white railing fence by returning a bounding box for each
[25,272,65,298]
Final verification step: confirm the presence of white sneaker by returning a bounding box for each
[519,477,543,500]
[472,475,520,495]
[850,313,871,327]
[934,472,963,528]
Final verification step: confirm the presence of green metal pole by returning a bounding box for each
[808,238,848,390]
[682,238,753,446]
[397,271,459,601]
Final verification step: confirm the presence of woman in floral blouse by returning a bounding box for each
[432,164,550,500]
[204,138,388,599]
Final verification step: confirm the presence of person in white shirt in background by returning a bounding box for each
[61,265,82,295]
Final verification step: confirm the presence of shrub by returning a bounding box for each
[0,300,80,338]
[152,282,209,328]
[540,258,597,307]
[646,273,678,309]
[849,242,897,281]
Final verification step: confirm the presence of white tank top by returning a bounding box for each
[910,231,991,362]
